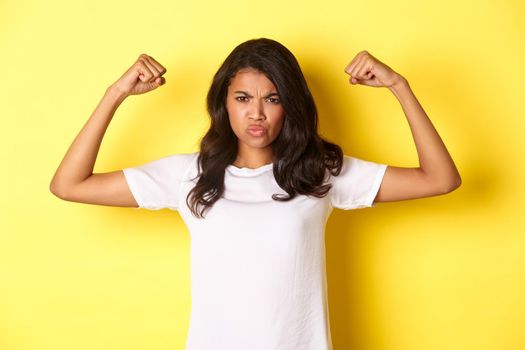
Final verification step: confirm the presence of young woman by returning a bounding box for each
[50,38,461,350]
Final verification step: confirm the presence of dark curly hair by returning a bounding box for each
[186,37,344,218]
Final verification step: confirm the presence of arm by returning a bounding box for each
[49,54,167,207]
[344,51,461,202]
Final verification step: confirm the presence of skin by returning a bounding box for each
[49,50,461,208]
[226,68,285,169]
[49,54,165,207]
[344,50,462,202]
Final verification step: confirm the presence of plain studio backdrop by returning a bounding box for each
[1,0,524,349]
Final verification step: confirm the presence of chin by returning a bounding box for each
[240,138,272,149]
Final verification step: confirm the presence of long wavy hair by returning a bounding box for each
[186,37,344,219]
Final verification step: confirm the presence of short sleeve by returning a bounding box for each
[329,155,388,210]
[122,152,198,211]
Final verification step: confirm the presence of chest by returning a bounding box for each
[178,172,333,239]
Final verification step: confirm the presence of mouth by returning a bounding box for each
[246,126,266,137]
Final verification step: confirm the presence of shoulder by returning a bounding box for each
[156,151,199,167]
[325,154,387,185]
[160,151,199,163]
[127,151,199,179]
[326,154,388,209]
[326,154,376,177]
[164,151,200,175]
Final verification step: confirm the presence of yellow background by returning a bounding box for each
[1,0,524,349]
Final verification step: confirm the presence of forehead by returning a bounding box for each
[228,68,276,89]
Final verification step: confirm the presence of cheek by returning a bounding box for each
[228,111,242,129]
[226,102,240,129]
[274,109,285,130]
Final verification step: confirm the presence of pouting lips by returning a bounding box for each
[247,126,266,137]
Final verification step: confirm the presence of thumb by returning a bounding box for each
[349,76,360,85]
[147,77,165,90]
[349,75,373,86]
[155,76,166,86]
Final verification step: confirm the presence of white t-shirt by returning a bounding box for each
[122,152,387,350]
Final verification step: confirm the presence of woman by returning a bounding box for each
[50,38,461,350]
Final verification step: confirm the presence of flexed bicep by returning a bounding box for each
[374,166,460,203]
[52,170,139,208]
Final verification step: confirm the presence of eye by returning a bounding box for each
[235,96,248,102]
[267,97,281,104]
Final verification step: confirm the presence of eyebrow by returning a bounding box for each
[233,91,279,98]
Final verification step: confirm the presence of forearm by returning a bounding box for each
[388,76,461,189]
[50,85,128,195]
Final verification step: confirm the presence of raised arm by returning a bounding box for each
[49,54,167,207]
[344,50,461,202]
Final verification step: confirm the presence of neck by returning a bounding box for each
[233,148,274,169]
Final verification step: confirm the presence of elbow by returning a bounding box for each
[439,174,462,194]
[49,181,62,199]
[49,179,69,200]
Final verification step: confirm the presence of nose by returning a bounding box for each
[249,99,266,120]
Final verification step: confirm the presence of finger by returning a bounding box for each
[137,60,155,82]
[150,76,165,88]
[345,52,364,75]
[152,76,165,85]
[349,76,362,85]
[139,55,160,82]
[344,54,361,74]
[146,55,167,75]
[356,59,372,79]
[344,50,367,74]
[349,53,368,78]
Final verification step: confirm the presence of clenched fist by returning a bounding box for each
[112,54,167,97]
[344,50,403,88]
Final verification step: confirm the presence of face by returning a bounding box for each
[226,68,285,160]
